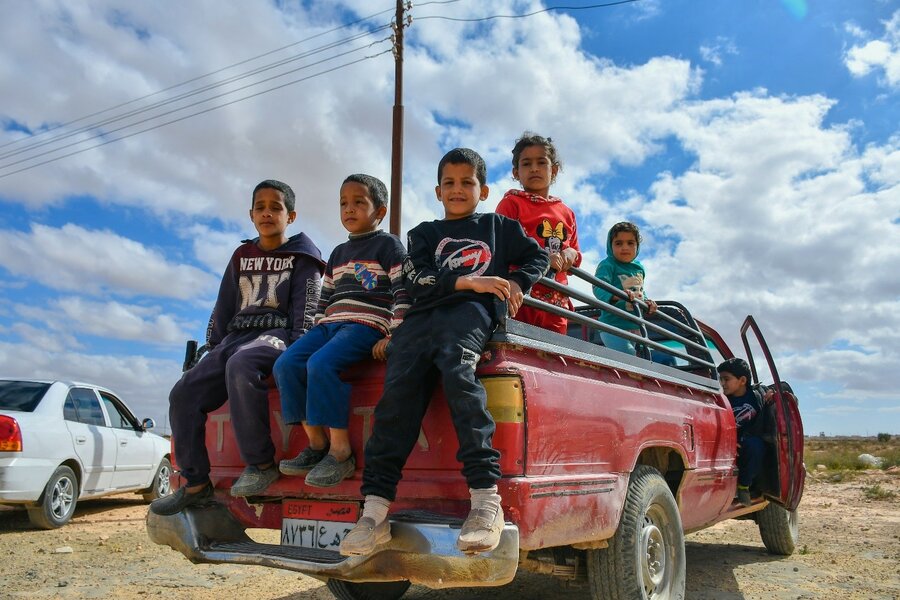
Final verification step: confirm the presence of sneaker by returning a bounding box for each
[231,465,279,497]
[304,454,355,488]
[279,444,330,476]
[737,486,752,507]
[149,482,214,516]
[457,505,504,555]
[339,517,391,556]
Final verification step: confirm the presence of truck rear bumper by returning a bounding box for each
[146,503,520,589]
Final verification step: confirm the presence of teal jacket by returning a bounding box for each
[591,230,647,331]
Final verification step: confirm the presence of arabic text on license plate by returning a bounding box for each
[281,500,360,550]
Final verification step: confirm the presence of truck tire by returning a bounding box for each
[325,579,411,600]
[142,458,173,502]
[27,466,78,530]
[586,465,685,600]
[757,502,798,555]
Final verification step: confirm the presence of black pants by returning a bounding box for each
[169,329,287,487]
[361,302,501,501]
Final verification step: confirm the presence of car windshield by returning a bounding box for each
[0,381,51,412]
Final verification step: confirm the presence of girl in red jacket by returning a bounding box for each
[496,132,582,335]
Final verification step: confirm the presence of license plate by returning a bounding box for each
[280,499,360,550]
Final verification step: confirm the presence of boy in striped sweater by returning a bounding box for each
[273,174,410,488]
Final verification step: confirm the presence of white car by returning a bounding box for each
[0,378,172,529]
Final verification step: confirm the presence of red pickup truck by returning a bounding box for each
[147,267,805,600]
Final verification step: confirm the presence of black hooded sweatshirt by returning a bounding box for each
[206,232,325,347]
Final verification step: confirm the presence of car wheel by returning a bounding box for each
[586,465,686,600]
[325,579,411,600]
[27,465,78,530]
[757,502,798,555]
[142,458,173,502]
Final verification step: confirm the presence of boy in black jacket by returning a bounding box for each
[340,148,550,557]
[717,357,767,506]
[151,180,325,516]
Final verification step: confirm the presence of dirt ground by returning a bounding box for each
[1,470,898,600]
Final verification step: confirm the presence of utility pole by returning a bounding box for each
[389,1,409,236]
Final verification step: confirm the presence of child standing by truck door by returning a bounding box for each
[339,148,549,557]
[591,221,658,354]
[496,132,581,335]
[717,357,767,506]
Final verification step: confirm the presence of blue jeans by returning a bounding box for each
[273,321,383,428]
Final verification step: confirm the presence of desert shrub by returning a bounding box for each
[805,435,900,471]
[877,432,891,442]
[862,484,897,501]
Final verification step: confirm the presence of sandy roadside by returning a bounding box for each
[1,471,898,600]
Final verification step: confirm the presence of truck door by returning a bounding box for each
[740,315,805,511]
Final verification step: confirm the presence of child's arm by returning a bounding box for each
[206,255,239,348]
[592,261,630,305]
[560,212,583,271]
[288,257,323,342]
[314,258,336,324]
[503,219,551,294]
[386,238,411,331]
[373,238,412,361]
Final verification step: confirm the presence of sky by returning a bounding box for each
[0,0,898,436]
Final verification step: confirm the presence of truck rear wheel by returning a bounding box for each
[586,465,685,600]
[757,502,798,555]
[325,579,411,600]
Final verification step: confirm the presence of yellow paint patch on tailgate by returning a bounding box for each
[484,376,524,423]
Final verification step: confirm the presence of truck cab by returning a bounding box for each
[147,266,805,600]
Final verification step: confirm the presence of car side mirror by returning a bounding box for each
[142,418,156,431]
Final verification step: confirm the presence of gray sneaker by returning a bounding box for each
[457,505,504,555]
[304,454,356,488]
[339,517,391,556]
[231,465,279,497]
[279,444,330,476]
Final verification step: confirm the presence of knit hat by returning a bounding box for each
[716,357,752,382]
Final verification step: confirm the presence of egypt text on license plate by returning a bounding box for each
[281,499,360,550]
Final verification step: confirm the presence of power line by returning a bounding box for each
[0,0,646,177]
[0,5,397,151]
[0,26,391,162]
[0,38,390,172]
[414,0,643,22]
[0,50,391,180]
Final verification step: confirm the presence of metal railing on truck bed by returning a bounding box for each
[494,266,719,388]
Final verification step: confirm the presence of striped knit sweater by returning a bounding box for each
[315,229,410,335]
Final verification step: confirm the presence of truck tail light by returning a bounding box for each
[484,376,525,424]
[0,415,23,452]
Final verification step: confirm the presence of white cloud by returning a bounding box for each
[843,10,900,87]
[1,1,898,435]
[14,297,193,346]
[843,21,868,40]
[0,341,182,433]
[699,37,738,67]
[0,223,218,299]
[636,91,900,397]
[11,323,83,352]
